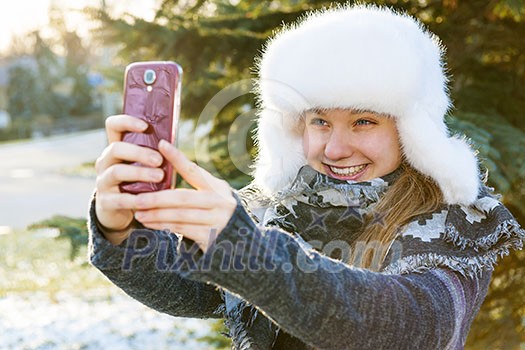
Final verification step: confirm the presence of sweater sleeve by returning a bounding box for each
[87,196,223,319]
[180,195,493,349]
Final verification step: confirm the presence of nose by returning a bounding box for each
[324,129,353,161]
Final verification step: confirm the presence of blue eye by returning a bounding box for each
[310,118,329,126]
[355,119,373,126]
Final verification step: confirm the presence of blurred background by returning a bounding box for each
[0,0,524,349]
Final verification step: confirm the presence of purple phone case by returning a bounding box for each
[119,61,182,194]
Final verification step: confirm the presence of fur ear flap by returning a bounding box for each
[396,107,480,205]
[252,108,306,196]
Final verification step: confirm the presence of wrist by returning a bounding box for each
[95,218,137,245]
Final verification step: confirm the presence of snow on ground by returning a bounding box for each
[0,289,218,350]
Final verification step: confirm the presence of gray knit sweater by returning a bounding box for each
[88,189,501,349]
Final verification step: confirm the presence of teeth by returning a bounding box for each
[329,164,366,176]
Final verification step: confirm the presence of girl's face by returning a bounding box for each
[302,109,402,181]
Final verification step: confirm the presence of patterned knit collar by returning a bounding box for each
[274,164,401,201]
[239,165,525,277]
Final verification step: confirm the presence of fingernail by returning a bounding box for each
[159,139,169,148]
[151,169,164,181]
[136,120,148,130]
[134,211,144,220]
[150,154,163,166]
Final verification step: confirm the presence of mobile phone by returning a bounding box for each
[119,61,183,194]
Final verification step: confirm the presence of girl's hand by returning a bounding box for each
[133,140,237,252]
[94,115,164,244]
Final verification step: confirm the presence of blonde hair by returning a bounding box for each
[350,162,444,271]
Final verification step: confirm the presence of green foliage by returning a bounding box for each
[88,1,322,118]
[7,65,40,120]
[4,26,99,141]
[197,319,231,349]
[63,30,95,116]
[0,228,111,297]
[70,69,95,116]
[28,215,88,261]
[0,118,33,141]
[448,112,525,197]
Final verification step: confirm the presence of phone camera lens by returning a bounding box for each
[144,69,156,85]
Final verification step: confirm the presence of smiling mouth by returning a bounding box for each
[328,164,367,176]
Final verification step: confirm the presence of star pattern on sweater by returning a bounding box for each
[337,205,363,223]
[306,208,331,232]
[370,211,387,228]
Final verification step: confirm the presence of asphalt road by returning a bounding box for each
[0,129,107,229]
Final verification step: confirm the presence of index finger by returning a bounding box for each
[158,140,222,191]
[105,114,148,143]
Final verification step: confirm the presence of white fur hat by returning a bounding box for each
[252,4,480,205]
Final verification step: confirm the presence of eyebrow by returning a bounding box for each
[307,107,327,115]
[307,108,392,119]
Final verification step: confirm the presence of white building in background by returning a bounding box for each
[0,110,10,129]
